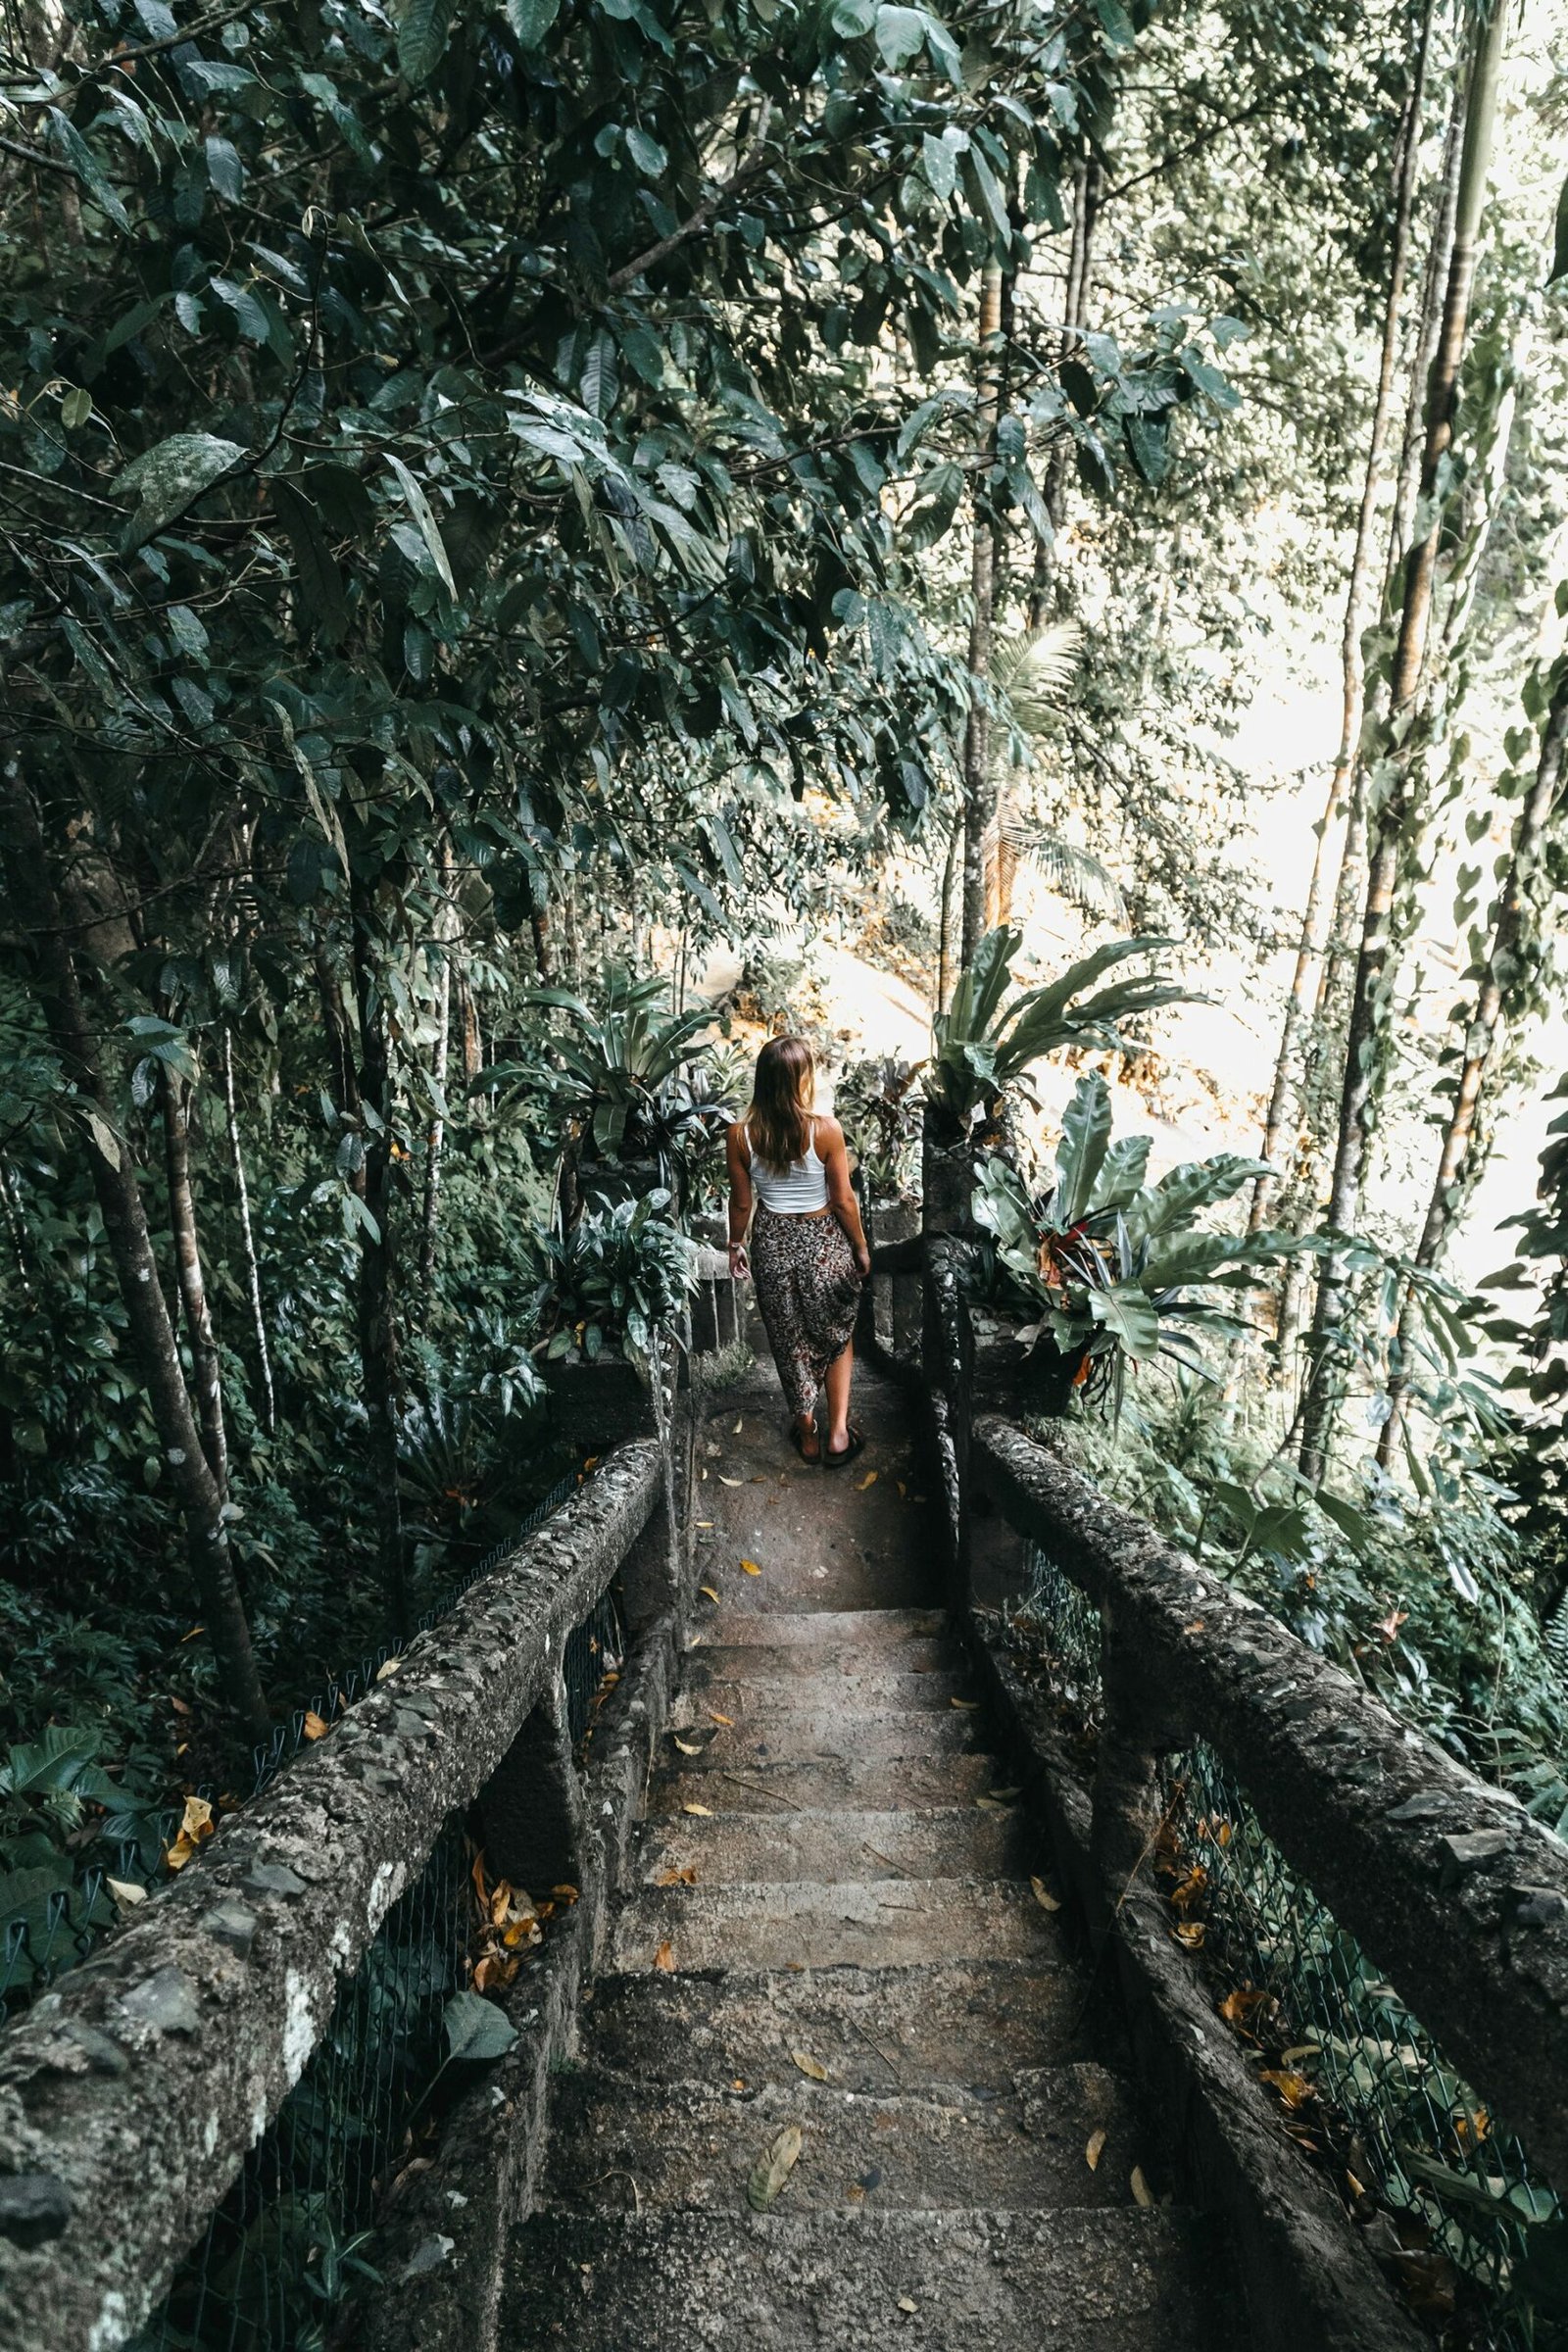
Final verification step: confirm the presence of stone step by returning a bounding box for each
[673,1668,972,1725]
[541,2064,1143,2217]
[652,1704,989,1772]
[636,1803,1025,1887]
[610,1878,1058,1974]
[700,1608,948,1650]
[505,2208,1227,2350]
[685,1633,953,1680]
[580,1959,1084,2094]
[644,1749,1003,1817]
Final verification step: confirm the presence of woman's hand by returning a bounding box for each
[853,1242,871,1279]
[728,1243,751,1281]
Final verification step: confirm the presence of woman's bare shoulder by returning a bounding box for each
[814,1111,847,1150]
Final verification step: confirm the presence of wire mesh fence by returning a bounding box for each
[1,1475,581,2022]
[1016,1540,1568,2352]
[123,1562,627,2352]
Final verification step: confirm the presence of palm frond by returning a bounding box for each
[1003,826,1126,921]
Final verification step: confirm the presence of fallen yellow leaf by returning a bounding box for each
[1085,2128,1107,2172]
[700,1585,720,1602]
[657,1866,698,1886]
[747,2125,803,2211]
[107,1877,146,1908]
[1029,1876,1062,1913]
[718,1475,744,1487]
[897,1481,906,1497]
[856,1471,877,1491]
[553,1884,579,1902]
[709,1710,735,1727]
[949,1696,979,1709]
[375,1655,403,1682]
[654,1939,676,1972]
[791,2050,829,2082]
[682,1802,713,1817]
[302,1710,327,1741]
[733,1418,744,1434]
[697,1520,714,1529]
[1130,2166,1154,2208]
[740,1558,761,1576]
[673,1736,703,1755]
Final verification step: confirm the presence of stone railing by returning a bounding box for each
[0,1437,678,2352]
[906,1221,1566,2351]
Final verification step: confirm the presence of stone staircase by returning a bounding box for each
[506,1364,1237,2347]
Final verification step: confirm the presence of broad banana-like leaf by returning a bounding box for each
[1089,1280,1160,1359]
[1052,1073,1112,1230]
[1087,1133,1152,1216]
[1122,1155,1270,1249]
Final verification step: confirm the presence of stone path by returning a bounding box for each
[507,1355,1235,2347]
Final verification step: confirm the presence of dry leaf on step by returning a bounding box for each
[682,1802,713,1817]
[700,1586,720,1603]
[790,2050,829,2082]
[733,1419,744,1434]
[897,2299,918,2315]
[718,1475,743,1487]
[302,1710,327,1741]
[709,1711,734,1727]
[1029,1876,1062,1913]
[1130,2166,1154,2208]
[897,1481,906,1497]
[856,1471,877,1491]
[697,1520,713,1529]
[107,1877,147,1908]
[1085,2129,1106,2172]
[740,1558,762,1577]
[657,1867,698,1886]
[949,1696,978,1709]
[654,1939,675,1973]
[673,1737,703,1755]
[747,2125,804,2212]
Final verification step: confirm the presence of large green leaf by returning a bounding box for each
[1053,1073,1112,1229]
[113,432,245,542]
[1122,1155,1268,1250]
[397,0,450,83]
[1089,1280,1160,1359]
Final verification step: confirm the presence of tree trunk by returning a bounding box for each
[1,777,268,1734]
[1247,5,1433,1241]
[349,892,407,1631]
[1387,72,1467,592]
[937,812,961,1014]
[220,1022,276,1438]
[159,1065,229,1498]
[961,260,1004,965]
[1299,2,1508,1484]
[418,854,454,1313]
[1377,662,1568,1463]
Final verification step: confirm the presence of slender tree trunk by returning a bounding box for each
[937,813,961,1013]
[1377,663,1568,1463]
[349,888,407,1630]
[961,260,1004,964]
[418,851,454,1312]
[1388,74,1467,592]
[220,1022,276,1437]
[1247,8,1433,1241]
[1299,2,1508,1484]
[1,777,268,1733]
[1040,155,1103,549]
[0,1154,32,1298]
[159,1065,229,1497]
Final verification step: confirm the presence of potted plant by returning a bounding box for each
[921,926,1188,1235]
[532,1189,698,1447]
[967,1071,1297,1414]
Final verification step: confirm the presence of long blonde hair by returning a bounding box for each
[746,1035,816,1174]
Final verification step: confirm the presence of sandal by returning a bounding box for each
[822,1425,865,1469]
[791,1417,822,1464]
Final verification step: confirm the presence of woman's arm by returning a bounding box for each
[725,1122,754,1277]
[819,1118,871,1275]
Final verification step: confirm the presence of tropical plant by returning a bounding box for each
[924,928,1191,1137]
[835,1058,923,1203]
[970,1073,1293,1396]
[532,1192,697,1376]
[989,626,1126,925]
[512,968,720,1166]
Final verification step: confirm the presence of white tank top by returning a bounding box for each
[743,1119,830,1213]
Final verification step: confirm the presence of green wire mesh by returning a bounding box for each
[1018,1541,1567,2351]
[123,1563,626,2352]
[124,1818,471,2352]
[1,1474,580,2019]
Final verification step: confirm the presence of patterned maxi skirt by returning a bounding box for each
[750,1203,863,1420]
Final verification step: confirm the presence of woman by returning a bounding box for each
[726,1036,872,1465]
